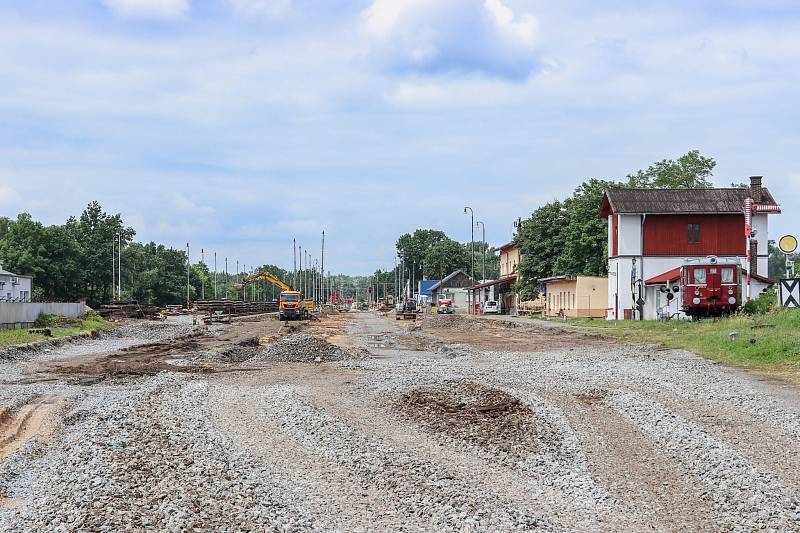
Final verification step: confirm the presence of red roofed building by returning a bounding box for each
[599,176,780,320]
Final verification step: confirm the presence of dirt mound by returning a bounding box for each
[421,315,525,332]
[248,333,369,363]
[397,380,560,457]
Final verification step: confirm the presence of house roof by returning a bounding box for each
[0,266,31,278]
[644,267,681,284]
[538,275,576,283]
[498,242,518,251]
[599,187,780,218]
[428,270,473,291]
[469,273,517,290]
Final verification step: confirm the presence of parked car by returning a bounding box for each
[483,300,500,314]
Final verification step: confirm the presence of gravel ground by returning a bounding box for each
[1,312,799,531]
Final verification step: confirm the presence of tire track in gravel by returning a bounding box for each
[545,391,719,532]
[292,368,639,532]
[606,389,800,531]
[0,395,64,463]
[256,383,554,532]
[207,382,414,532]
[641,388,800,491]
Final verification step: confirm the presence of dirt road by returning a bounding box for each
[0,311,799,531]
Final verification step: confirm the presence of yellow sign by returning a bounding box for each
[779,234,798,254]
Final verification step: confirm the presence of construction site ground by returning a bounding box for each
[1,310,799,531]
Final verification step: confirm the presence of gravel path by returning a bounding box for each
[0,312,799,531]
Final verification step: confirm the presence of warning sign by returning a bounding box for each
[779,278,800,308]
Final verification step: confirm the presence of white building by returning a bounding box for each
[0,264,33,302]
[599,176,779,320]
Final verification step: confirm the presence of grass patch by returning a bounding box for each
[569,308,800,383]
[0,312,113,348]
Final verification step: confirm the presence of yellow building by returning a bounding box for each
[541,275,608,318]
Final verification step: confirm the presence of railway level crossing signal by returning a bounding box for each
[779,279,799,308]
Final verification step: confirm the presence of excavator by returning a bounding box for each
[239,271,311,321]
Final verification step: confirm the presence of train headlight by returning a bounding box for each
[728,289,734,295]
[692,297,701,305]
[728,297,737,305]
[694,289,700,296]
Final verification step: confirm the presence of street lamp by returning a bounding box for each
[476,220,486,308]
[464,206,474,314]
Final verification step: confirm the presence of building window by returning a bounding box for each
[688,223,701,243]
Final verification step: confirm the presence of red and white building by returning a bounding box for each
[599,176,780,320]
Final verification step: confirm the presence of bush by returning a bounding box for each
[741,287,778,316]
[33,313,82,328]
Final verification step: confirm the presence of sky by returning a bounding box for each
[0,0,798,275]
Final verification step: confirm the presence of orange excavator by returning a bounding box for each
[239,271,311,320]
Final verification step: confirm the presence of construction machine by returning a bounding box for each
[239,271,309,321]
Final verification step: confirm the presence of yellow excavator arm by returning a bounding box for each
[240,271,294,292]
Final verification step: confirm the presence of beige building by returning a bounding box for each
[541,275,608,318]
[499,242,521,278]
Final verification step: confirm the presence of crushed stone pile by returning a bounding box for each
[248,333,369,363]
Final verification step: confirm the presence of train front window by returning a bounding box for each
[721,268,734,284]
[693,268,706,284]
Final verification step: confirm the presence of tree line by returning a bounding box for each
[512,150,718,299]
[393,229,501,286]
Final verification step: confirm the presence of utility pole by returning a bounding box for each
[299,245,303,296]
[200,249,205,300]
[111,237,115,302]
[117,232,122,300]
[464,207,474,314]
[186,242,190,308]
[293,239,297,290]
[476,220,486,308]
[225,257,228,299]
[214,252,217,299]
[321,231,325,305]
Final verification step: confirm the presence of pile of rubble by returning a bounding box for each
[396,380,560,459]
[248,333,368,363]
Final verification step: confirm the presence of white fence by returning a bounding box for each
[0,302,88,329]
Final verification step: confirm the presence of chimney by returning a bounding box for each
[749,176,763,202]
[750,240,758,275]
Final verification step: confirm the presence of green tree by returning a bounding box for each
[396,229,448,281]
[422,239,469,281]
[626,149,716,188]
[513,200,568,299]
[76,201,135,304]
[554,179,618,276]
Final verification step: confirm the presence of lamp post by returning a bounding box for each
[464,207,474,314]
[186,243,190,308]
[476,220,486,309]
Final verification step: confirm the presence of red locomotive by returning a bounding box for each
[681,257,741,318]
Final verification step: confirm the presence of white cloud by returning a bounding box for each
[0,182,22,210]
[361,0,541,80]
[101,0,189,20]
[171,193,215,214]
[227,0,293,19]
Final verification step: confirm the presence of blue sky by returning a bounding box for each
[1,0,798,274]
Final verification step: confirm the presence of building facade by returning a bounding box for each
[0,264,32,302]
[541,275,608,318]
[429,270,475,311]
[600,176,779,320]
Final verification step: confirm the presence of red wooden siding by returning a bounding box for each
[612,214,619,256]
[643,214,745,256]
